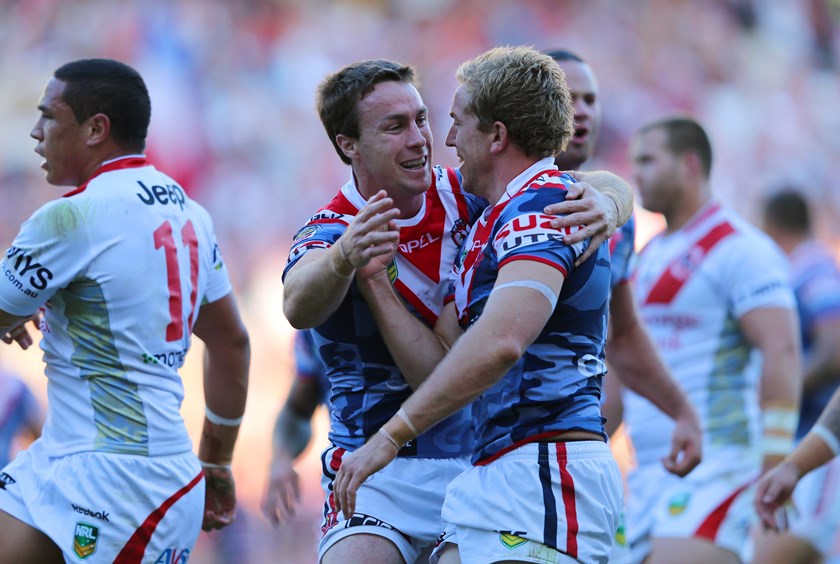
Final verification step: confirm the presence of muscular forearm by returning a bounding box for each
[283,246,354,329]
[272,408,312,460]
[357,272,452,390]
[803,346,840,394]
[577,170,633,227]
[200,337,249,465]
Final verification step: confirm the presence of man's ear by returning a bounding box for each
[489,121,507,154]
[336,134,357,161]
[86,113,111,147]
[681,151,703,179]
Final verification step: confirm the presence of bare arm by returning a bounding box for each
[262,374,323,526]
[355,258,462,389]
[607,283,702,476]
[755,386,840,530]
[334,260,565,515]
[740,306,802,473]
[802,316,840,394]
[192,293,250,531]
[283,191,401,329]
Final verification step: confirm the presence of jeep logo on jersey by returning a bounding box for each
[136,181,186,210]
[4,247,54,291]
[0,472,16,489]
[73,522,99,559]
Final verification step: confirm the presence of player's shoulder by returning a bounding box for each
[24,195,88,238]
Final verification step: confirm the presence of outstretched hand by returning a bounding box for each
[544,179,619,266]
[202,464,237,531]
[333,431,400,518]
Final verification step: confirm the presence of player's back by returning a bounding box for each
[4,157,230,458]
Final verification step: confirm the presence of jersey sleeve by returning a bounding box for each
[0,199,91,316]
[492,187,588,276]
[800,264,840,325]
[203,238,233,304]
[282,211,351,281]
[718,233,796,318]
[190,205,232,305]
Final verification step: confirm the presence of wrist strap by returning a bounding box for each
[397,408,419,438]
[200,461,232,470]
[812,424,840,457]
[378,427,401,451]
[331,238,354,279]
[205,406,243,427]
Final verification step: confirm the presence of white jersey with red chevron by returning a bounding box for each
[624,201,795,467]
[0,156,232,458]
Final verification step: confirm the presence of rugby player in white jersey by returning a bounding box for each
[282,58,632,564]
[755,190,840,564]
[333,46,627,564]
[547,48,703,563]
[0,58,249,562]
[623,117,800,564]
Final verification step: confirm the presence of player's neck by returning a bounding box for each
[664,190,711,234]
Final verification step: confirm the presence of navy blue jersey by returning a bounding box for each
[450,159,611,464]
[791,240,840,438]
[284,167,485,458]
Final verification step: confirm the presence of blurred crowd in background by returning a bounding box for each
[1,0,838,561]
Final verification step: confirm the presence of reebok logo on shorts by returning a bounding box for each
[0,472,15,489]
[72,503,110,522]
[73,522,100,559]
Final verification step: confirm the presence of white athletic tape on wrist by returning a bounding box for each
[205,406,243,427]
[200,461,232,470]
[491,280,558,309]
[811,424,840,457]
[762,435,795,457]
[763,408,799,433]
[397,408,419,438]
[378,427,401,451]
[762,408,798,456]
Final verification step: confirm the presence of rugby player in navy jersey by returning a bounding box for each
[282,57,632,564]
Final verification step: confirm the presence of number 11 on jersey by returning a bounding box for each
[154,220,199,342]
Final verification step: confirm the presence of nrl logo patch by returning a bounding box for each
[499,531,528,549]
[73,522,100,559]
[293,225,320,242]
[668,491,691,516]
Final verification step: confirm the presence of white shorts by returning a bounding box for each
[0,440,204,562]
[318,445,469,563]
[788,456,840,556]
[434,441,622,564]
[626,457,757,563]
